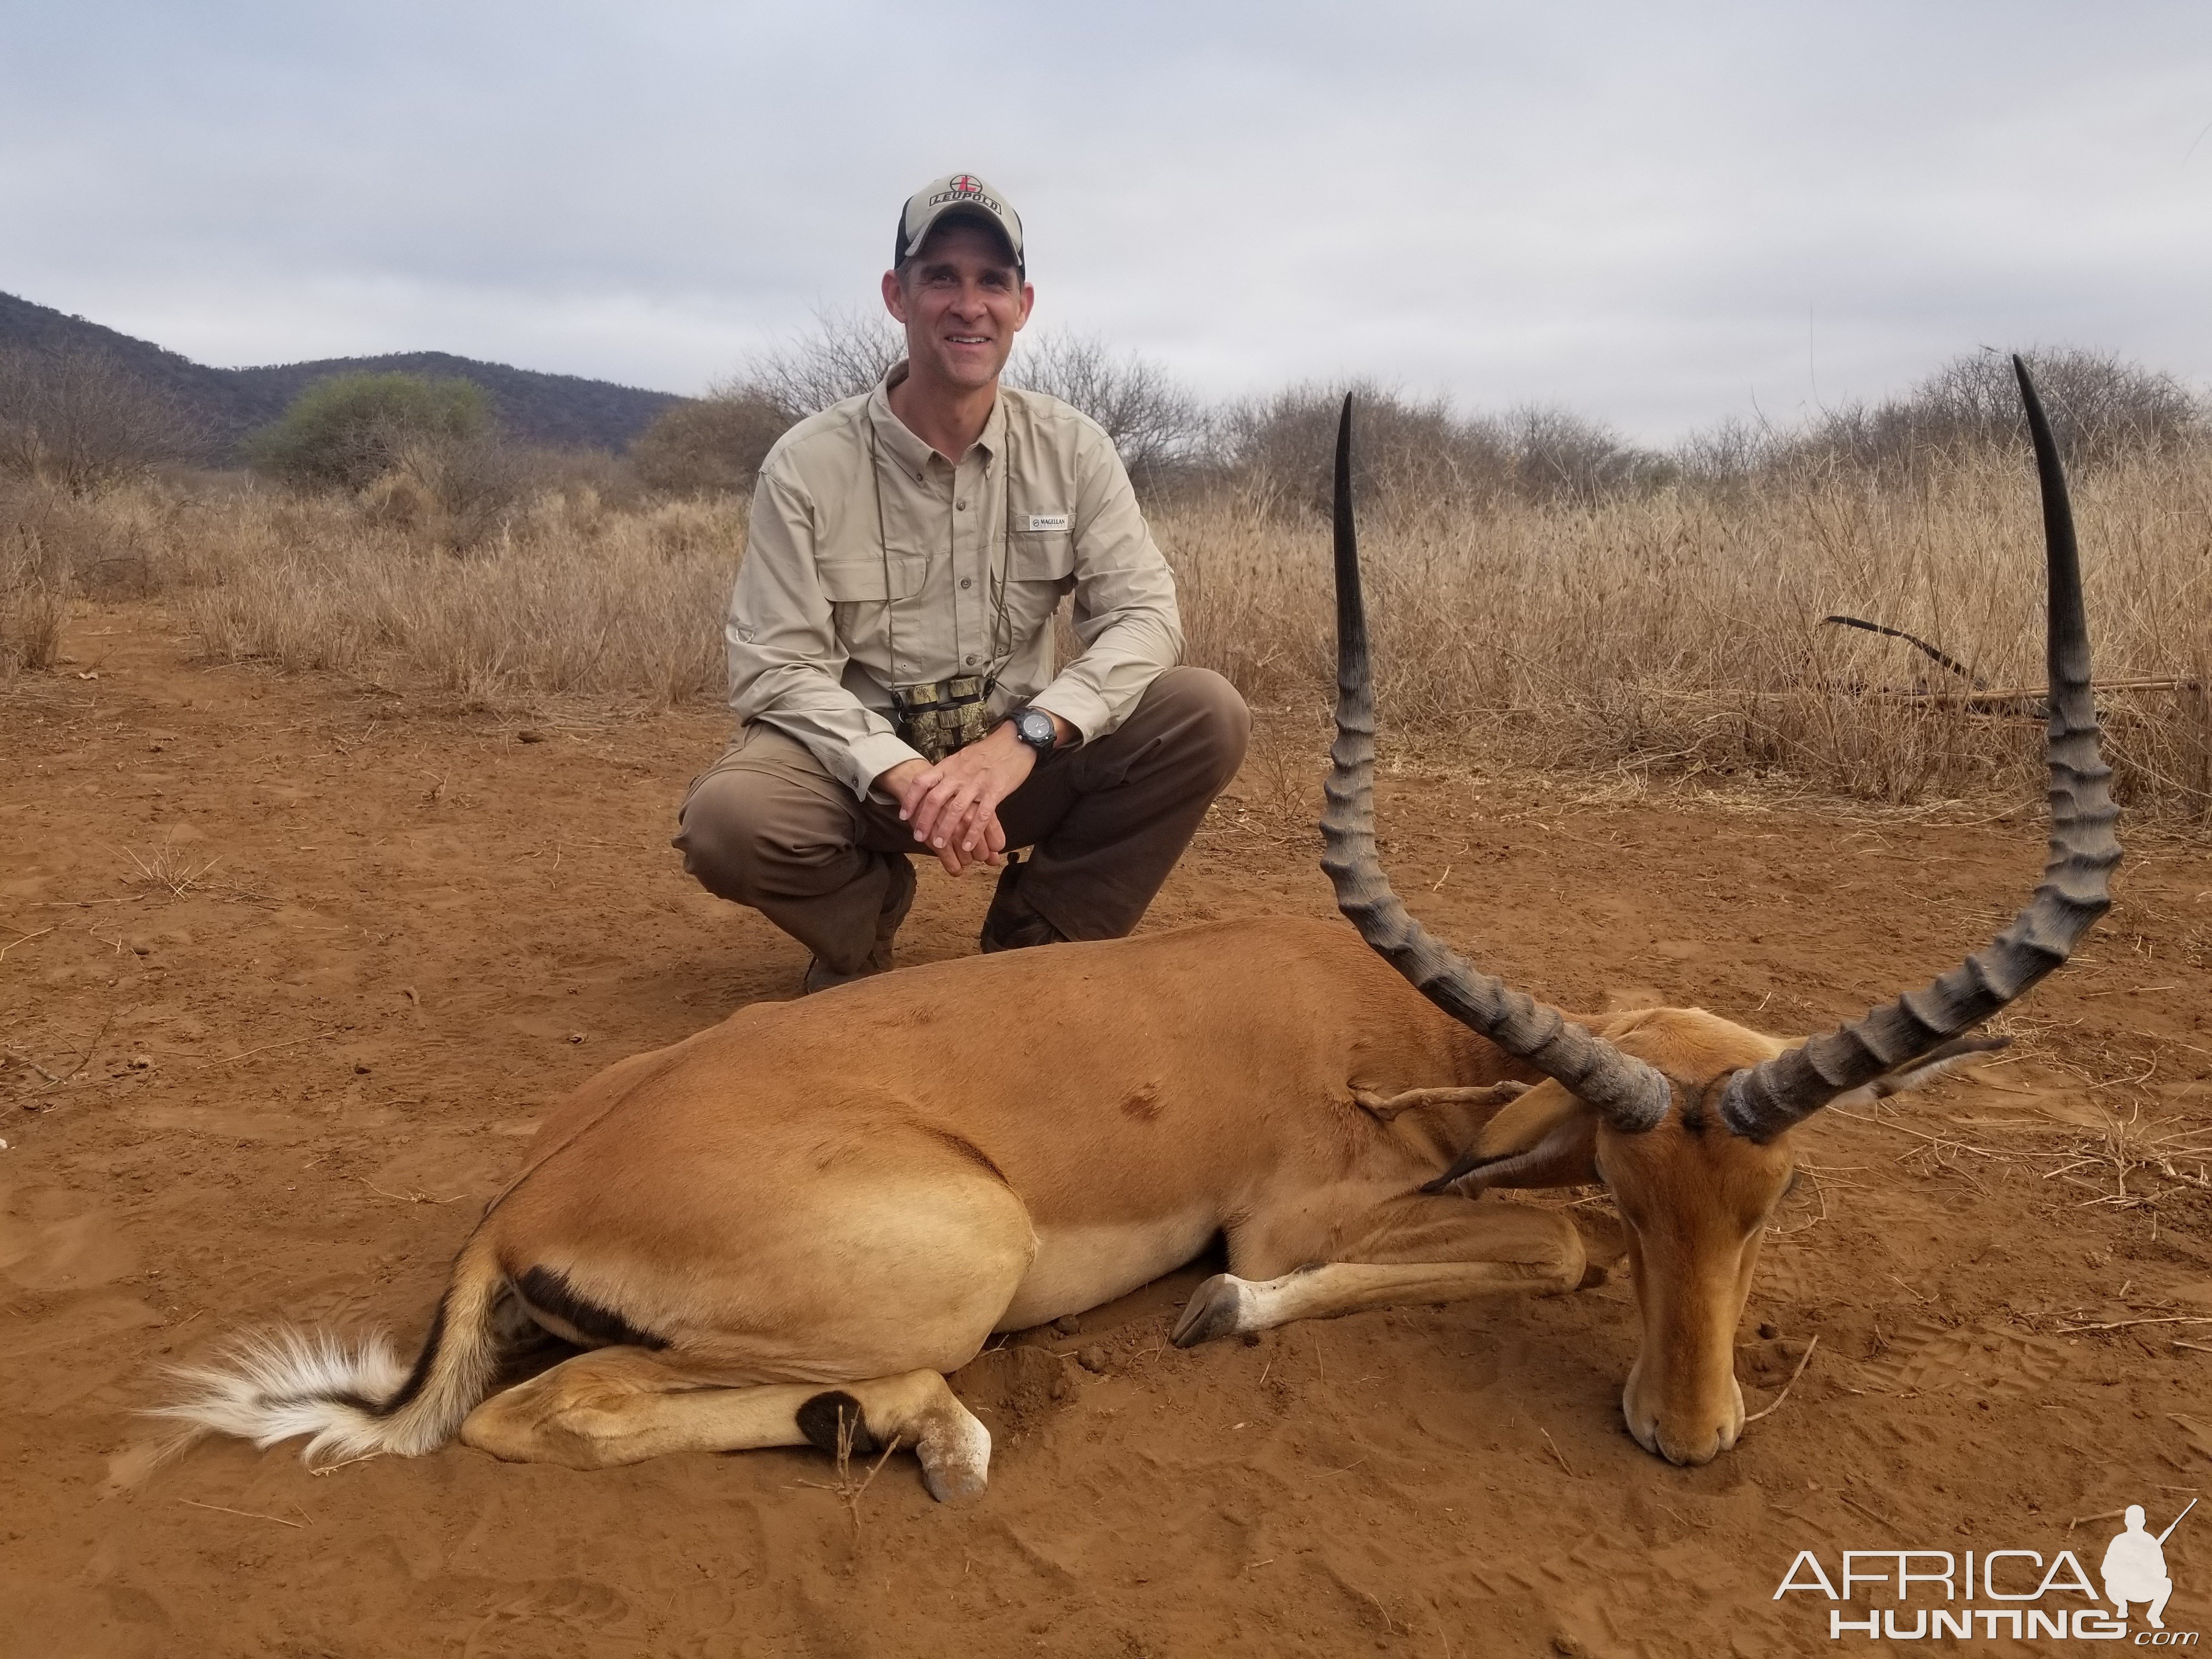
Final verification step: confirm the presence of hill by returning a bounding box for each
[0,290,683,454]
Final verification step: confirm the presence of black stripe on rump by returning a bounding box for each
[797,1390,881,1456]
[516,1265,669,1351]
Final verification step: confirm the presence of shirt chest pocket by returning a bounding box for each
[1001,532,1075,639]
[1006,532,1075,591]
[816,556,924,654]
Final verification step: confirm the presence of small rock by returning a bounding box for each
[1051,1315,1081,1336]
[566,1032,586,1044]
[517,729,546,744]
[1077,1345,1109,1374]
[1553,1637,1586,1657]
[354,1064,371,1075]
[1758,1322,1780,1340]
[128,1054,152,1070]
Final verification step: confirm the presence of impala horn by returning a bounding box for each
[1718,358,2121,1141]
[1320,395,1673,1134]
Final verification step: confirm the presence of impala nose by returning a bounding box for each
[1624,1377,1743,1466]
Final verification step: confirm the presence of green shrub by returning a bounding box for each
[629,391,789,496]
[247,373,492,492]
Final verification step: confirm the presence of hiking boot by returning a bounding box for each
[802,853,916,994]
[979,859,1071,955]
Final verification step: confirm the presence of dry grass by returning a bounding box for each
[1163,445,2212,817]
[2,477,742,703]
[0,488,77,678]
[9,441,2209,819]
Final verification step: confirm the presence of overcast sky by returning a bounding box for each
[5,0,2209,439]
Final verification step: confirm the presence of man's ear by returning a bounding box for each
[882,268,910,324]
[1014,281,1035,331]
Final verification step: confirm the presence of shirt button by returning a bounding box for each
[956,500,967,511]
[965,655,978,666]
[960,578,973,590]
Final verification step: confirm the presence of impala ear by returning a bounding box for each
[1422,1082,1599,1194]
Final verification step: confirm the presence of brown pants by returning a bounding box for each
[673,668,1251,973]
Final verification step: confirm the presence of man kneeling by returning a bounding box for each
[674,173,1249,990]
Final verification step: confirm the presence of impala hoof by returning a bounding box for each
[917,1409,992,1505]
[1171,1273,1252,1347]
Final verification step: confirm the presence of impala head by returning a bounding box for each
[1322,364,2120,1464]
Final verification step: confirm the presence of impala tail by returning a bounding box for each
[150,1237,510,1466]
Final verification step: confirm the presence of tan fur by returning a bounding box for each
[174,922,1974,1487]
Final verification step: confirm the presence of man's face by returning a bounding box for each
[881,221,1034,394]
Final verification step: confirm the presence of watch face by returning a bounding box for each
[1017,709,1054,749]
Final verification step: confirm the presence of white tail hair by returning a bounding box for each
[151,1240,509,1467]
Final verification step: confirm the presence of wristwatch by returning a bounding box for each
[1008,707,1059,760]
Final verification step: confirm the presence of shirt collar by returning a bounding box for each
[868,360,1007,476]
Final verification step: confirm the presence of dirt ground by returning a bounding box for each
[3,605,2208,1658]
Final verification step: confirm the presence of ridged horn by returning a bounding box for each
[1719,357,2122,1141]
[1319,395,1673,1133]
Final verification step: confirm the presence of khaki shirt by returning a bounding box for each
[726,365,1183,798]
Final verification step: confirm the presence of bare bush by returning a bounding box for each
[359,435,566,549]
[1508,405,1662,505]
[1007,333,1205,494]
[741,309,905,420]
[0,344,205,495]
[718,314,1205,495]
[1792,347,2208,475]
[1217,383,1516,519]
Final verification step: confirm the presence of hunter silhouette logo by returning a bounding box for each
[1773,1497,2197,1641]
[2104,1500,2192,1630]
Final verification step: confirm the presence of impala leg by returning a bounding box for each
[460,1348,992,1502]
[1172,1195,1588,1347]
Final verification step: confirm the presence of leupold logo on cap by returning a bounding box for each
[930,177,1002,215]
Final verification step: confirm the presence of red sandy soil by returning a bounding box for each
[3,606,2208,1658]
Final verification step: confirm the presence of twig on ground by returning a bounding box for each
[360,1181,463,1205]
[0,926,55,961]
[2070,1506,2130,1532]
[2057,1315,2212,1335]
[307,1451,382,1477]
[1540,1427,1576,1477]
[4,1048,62,1084]
[39,1010,114,1093]
[1838,1492,1904,1531]
[1745,1336,1821,1425]
[178,1498,305,1529]
[795,1402,902,1549]
[198,1038,311,1068]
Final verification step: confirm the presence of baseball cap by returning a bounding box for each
[894,173,1024,272]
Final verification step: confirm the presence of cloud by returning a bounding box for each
[4,0,2208,437]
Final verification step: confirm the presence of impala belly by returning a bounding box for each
[997,1207,1220,1331]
